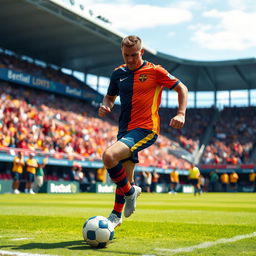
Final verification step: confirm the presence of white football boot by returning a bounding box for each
[108,213,122,228]
[124,185,142,218]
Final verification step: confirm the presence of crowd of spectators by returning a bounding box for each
[0,83,190,169]
[202,107,256,164]
[0,51,255,167]
[159,107,214,154]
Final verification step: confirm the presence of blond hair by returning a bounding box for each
[121,35,142,48]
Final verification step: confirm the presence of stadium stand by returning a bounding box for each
[202,107,256,164]
[0,80,190,168]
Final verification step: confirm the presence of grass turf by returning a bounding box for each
[0,192,255,256]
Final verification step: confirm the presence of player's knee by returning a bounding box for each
[102,150,116,168]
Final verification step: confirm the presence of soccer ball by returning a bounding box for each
[82,216,114,248]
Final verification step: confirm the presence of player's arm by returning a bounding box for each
[98,95,117,117]
[169,82,188,129]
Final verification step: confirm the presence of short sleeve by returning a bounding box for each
[107,72,119,96]
[156,65,180,90]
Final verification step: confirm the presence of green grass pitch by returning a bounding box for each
[0,192,255,256]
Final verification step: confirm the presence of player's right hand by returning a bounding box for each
[98,104,111,117]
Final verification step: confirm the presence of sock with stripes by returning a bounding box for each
[107,163,135,196]
[112,182,135,217]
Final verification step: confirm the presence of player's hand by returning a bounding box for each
[169,114,185,129]
[98,104,111,117]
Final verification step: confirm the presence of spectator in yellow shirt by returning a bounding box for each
[96,167,107,183]
[220,172,229,192]
[169,168,179,194]
[188,164,200,196]
[248,170,255,192]
[229,171,239,192]
[11,151,24,194]
[25,153,38,194]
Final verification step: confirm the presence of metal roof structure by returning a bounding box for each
[0,0,256,92]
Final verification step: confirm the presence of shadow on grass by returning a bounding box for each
[0,240,142,255]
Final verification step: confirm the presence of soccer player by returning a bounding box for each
[98,35,188,228]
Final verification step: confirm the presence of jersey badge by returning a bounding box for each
[139,74,148,82]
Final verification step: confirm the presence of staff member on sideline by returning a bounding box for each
[188,164,200,196]
[25,152,38,194]
[11,151,24,194]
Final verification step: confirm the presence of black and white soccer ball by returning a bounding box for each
[82,216,114,248]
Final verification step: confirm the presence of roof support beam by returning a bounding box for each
[233,65,251,89]
[169,64,180,73]
[203,67,216,91]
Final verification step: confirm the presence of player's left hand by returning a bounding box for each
[169,114,185,129]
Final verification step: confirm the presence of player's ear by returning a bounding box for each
[140,48,145,56]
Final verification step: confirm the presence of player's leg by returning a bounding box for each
[108,161,135,228]
[26,173,35,194]
[103,141,135,196]
[105,128,157,219]
[12,172,20,194]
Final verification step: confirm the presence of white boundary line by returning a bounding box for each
[10,238,33,241]
[0,250,57,256]
[155,232,256,254]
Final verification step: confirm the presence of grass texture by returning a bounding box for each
[0,192,255,256]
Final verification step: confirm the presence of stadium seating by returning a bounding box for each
[0,52,255,168]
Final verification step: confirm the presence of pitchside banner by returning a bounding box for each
[0,180,12,193]
[40,181,79,194]
[88,182,115,193]
[0,68,102,102]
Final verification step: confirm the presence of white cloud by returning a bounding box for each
[82,2,192,30]
[227,0,256,11]
[174,0,205,11]
[191,9,256,50]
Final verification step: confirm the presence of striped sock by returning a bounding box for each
[107,163,134,196]
[112,182,136,217]
[112,187,125,218]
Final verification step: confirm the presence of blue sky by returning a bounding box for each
[77,0,256,61]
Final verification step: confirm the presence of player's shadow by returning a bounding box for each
[4,240,141,255]
[3,240,91,251]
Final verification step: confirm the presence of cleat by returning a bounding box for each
[124,185,142,218]
[29,189,35,194]
[13,189,20,194]
[108,213,122,228]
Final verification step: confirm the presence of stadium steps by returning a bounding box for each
[194,108,221,164]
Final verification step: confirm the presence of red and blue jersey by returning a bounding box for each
[107,60,180,134]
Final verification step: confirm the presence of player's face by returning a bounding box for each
[121,45,144,71]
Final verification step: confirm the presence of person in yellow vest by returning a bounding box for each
[248,170,255,192]
[220,172,229,192]
[96,167,107,183]
[188,164,200,196]
[229,171,239,192]
[169,168,179,194]
[25,152,38,194]
[11,151,24,194]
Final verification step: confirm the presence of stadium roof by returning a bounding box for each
[1,0,256,92]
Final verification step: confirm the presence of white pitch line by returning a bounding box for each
[0,250,57,256]
[155,232,256,254]
[10,238,33,241]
